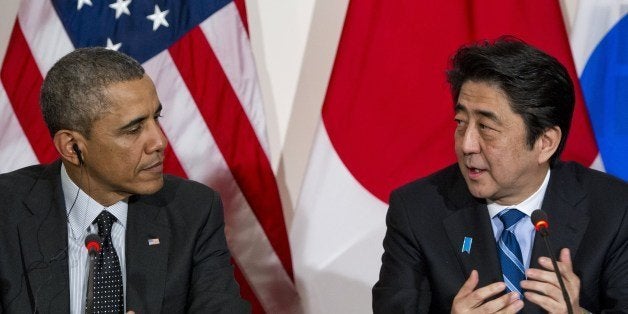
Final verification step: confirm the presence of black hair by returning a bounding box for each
[447,36,574,166]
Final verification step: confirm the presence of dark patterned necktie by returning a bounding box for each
[89,211,124,313]
[497,208,526,296]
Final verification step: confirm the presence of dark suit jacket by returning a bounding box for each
[0,161,250,313]
[373,162,628,313]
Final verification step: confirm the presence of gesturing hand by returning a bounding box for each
[451,270,523,313]
[521,248,582,313]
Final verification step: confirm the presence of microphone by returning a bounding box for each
[85,234,101,257]
[84,234,101,314]
[531,210,573,314]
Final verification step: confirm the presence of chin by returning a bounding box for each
[467,185,493,200]
[136,178,164,195]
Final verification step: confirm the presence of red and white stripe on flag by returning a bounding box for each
[293,1,599,313]
[0,1,298,313]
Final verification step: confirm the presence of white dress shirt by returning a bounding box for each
[61,165,128,314]
[487,169,551,269]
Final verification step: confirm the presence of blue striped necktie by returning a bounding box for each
[497,208,526,295]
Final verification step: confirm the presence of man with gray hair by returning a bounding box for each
[0,47,249,313]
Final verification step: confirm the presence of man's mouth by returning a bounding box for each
[143,161,163,172]
[467,166,486,179]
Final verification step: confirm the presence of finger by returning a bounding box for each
[453,270,480,311]
[462,281,507,308]
[480,292,521,313]
[526,266,560,287]
[453,271,508,311]
[520,279,562,301]
[559,248,572,268]
[496,297,524,314]
[536,256,557,272]
[455,269,479,299]
[525,290,566,313]
[535,253,580,287]
[537,253,573,276]
[558,248,577,281]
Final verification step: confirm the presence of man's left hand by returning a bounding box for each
[520,248,582,313]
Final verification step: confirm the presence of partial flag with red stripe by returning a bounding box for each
[0,0,298,312]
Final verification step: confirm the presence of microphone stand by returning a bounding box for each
[538,228,574,314]
[86,253,96,314]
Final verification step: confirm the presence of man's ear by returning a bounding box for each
[537,126,561,164]
[54,130,85,166]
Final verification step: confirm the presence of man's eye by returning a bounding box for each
[127,125,142,134]
[479,123,494,131]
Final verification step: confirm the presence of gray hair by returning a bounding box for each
[40,47,145,138]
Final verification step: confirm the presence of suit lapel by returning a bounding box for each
[521,164,588,313]
[530,164,589,268]
[444,203,503,287]
[442,171,503,288]
[125,196,171,313]
[17,162,70,313]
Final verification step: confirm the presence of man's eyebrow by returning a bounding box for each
[119,104,163,131]
[454,103,467,113]
[119,115,147,131]
[475,109,500,124]
[455,103,500,123]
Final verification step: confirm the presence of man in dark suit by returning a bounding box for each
[0,47,249,313]
[373,38,628,313]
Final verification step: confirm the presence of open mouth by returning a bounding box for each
[467,167,485,179]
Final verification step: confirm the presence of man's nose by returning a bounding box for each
[461,126,480,155]
[146,120,167,153]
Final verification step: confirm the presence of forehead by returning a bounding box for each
[456,81,516,117]
[87,75,159,132]
[102,75,159,115]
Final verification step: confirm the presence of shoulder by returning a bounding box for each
[387,164,470,224]
[137,175,222,219]
[162,174,219,200]
[0,163,59,223]
[391,164,464,204]
[0,163,57,201]
[0,163,48,190]
[554,162,628,200]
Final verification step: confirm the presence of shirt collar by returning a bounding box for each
[487,168,551,218]
[60,164,128,238]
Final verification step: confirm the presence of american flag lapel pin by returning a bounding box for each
[148,238,160,246]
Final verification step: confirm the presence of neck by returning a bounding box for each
[63,161,128,207]
[491,164,550,206]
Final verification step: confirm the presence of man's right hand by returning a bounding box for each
[451,270,524,313]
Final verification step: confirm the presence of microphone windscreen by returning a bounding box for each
[531,209,550,233]
[531,209,548,225]
[85,234,102,253]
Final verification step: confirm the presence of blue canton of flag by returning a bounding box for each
[51,0,231,62]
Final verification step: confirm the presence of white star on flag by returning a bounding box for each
[106,38,122,51]
[76,0,92,10]
[109,0,132,19]
[146,5,169,31]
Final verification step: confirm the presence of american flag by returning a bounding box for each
[0,0,299,312]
